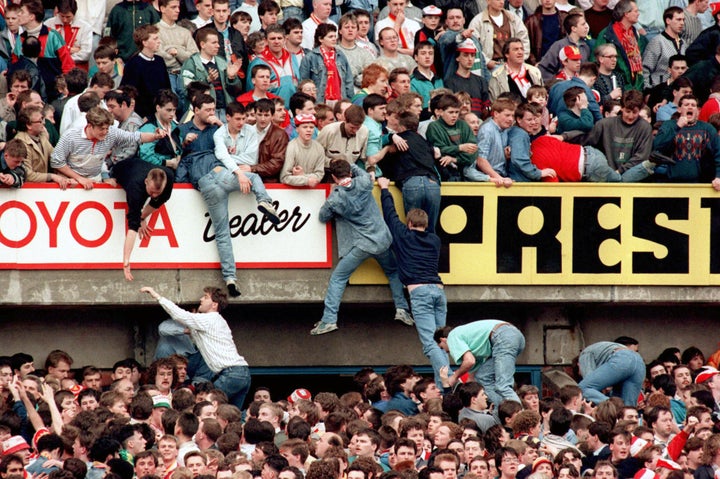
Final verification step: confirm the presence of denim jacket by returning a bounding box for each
[319,164,392,257]
[298,47,355,103]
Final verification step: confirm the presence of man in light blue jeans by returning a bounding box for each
[435,320,526,407]
[578,341,645,406]
[205,101,281,297]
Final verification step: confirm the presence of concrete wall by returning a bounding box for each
[1,299,717,371]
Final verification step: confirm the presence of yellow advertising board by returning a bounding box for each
[350,183,720,285]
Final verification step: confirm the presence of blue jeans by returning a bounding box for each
[578,349,645,406]
[475,324,525,407]
[402,176,441,234]
[282,6,304,22]
[198,169,273,282]
[410,284,448,387]
[321,246,409,324]
[583,146,652,183]
[213,365,251,410]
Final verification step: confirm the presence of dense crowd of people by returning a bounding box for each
[1,0,719,291]
[2,336,720,479]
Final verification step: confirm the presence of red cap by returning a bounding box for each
[695,366,720,384]
[712,3,720,18]
[2,436,30,456]
[559,45,582,61]
[287,388,312,404]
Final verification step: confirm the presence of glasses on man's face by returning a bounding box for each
[502,457,518,464]
[602,55,617,58]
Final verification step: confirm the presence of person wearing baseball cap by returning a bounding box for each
[556,45,582,80]
[444,38,491,118]
[280,113,325,187]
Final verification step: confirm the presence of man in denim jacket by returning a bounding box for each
[310,158,413,335]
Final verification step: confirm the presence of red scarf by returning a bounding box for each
[388,13,409,49]
[613,22,642,77]
[321,46,341,101]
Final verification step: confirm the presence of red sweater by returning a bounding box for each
[530,135,582,182]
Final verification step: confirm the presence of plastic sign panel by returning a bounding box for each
[351,183,720,286]
[0,184,332,269]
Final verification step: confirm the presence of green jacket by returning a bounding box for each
[180,53,242,106]
[593,23,647,92]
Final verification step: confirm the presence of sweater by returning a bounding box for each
[121,54,171,120]
[391,130,439,186]
[425,118,477,168]
[583,116,652,172]
[156,20,199,71]
[280,138,325,186]
[653,119,720,182]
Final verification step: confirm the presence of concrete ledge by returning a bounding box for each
[4,269,720,305]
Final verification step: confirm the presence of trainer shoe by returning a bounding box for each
[310,321,338,335]
[394,308,414,326]
[258,201,281,225]
[226,281,241,297]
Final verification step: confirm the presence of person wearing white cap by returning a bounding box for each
[281,113,325,187]
[695,366,720,415]
[437,8,490,83]
[444,38,491,118]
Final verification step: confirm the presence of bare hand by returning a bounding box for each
[0,173,13,185]
[540,168,556,178]
[392,134,409,151]
[292,165,305,176]
[439,156,455,167]
[491,176,513,188]
[103,178,118,187]
[208,67,220,81]
[165,157,179,169]
[123,264,133,281]
[439,366,451,388]
[75,176,95,190]
[712,177,720,191]
[610,87,622,100]
[653,100,667,113]
[184,133,198,145]
[138,219,154,240]
[504,146,511,160]
[236,171,251,194]
[6,92,16,107]
[237,164,252,172]
[307,176,320,187]
[377,177,390,189]
[677,114,689,129]
[140,286,160,299]
[459,143,478,154]
[461,29,473,38]
[168,47,178,56]
[227,61,240,79]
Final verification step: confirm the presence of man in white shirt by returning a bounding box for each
[140,284,252,410]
